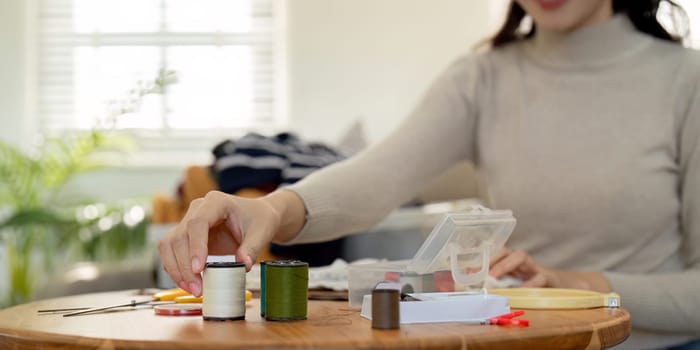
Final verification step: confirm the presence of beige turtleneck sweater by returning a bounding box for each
[286,16,700,349]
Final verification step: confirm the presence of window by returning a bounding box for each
[37,0,283,145]
[674,0,700,48]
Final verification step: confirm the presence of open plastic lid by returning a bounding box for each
[406,205,516,286]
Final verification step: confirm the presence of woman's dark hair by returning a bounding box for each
[489,0,687,48]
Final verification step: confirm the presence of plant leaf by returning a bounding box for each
[0,208,74,230]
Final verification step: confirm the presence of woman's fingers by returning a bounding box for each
[158,191,237,296]
[490,247,512,266]
[158,190,299,292]
[158,237,183,288]
[159,200,201,291]
[185,191,237,272]
[521,272,548,287]
[489,249,530,279]
[489,248,553,287]
[170,232,194,289]
[236,217,278,271]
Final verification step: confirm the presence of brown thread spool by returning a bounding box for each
[371,289,400,329]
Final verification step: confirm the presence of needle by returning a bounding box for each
[37,307,92,313]
[37,289,189,316]
[62,299,154,317]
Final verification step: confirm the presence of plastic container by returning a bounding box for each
[347,205,516,309]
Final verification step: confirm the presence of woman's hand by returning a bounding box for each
[489,248,612,293]
[158,189,305,296]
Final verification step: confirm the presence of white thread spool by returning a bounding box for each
[202,262,246,321]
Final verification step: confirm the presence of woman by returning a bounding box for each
[159,0,700,348]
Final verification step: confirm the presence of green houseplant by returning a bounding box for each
[0,130,148,307]
[0,69,176,307]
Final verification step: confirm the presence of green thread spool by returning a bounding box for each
[264,260,308,321]
[259,261,267,317]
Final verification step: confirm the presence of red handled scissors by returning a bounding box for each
[488,310,529,326]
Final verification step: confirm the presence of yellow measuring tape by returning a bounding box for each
[488,288,621,309]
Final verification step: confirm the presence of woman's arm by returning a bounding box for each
[284,55,484,243]
[158,54,485,295]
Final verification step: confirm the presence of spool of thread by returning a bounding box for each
[202,262,246,321]
[264,260,308,321]
[259,261,267,317]
[371,289,400,329]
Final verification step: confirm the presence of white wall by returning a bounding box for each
[0,0,30,150]
[0,0,496,202]
[286,0,492,145]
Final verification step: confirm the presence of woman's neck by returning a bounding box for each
[522,14,652,69]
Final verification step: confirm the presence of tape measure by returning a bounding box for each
[154,303,203,316]
[152,288,190,301]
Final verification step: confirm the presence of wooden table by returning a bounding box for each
[0,290,630,350]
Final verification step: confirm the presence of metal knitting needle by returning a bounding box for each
[38,307,92,313]
[62,299,153,317]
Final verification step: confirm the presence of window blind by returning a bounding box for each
[37,0,278,133]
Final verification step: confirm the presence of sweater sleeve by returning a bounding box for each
[284,55,483,244]
[603,66,700,334]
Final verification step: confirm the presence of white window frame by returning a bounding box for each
[674,0,700,48]
[28,0,288,168]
